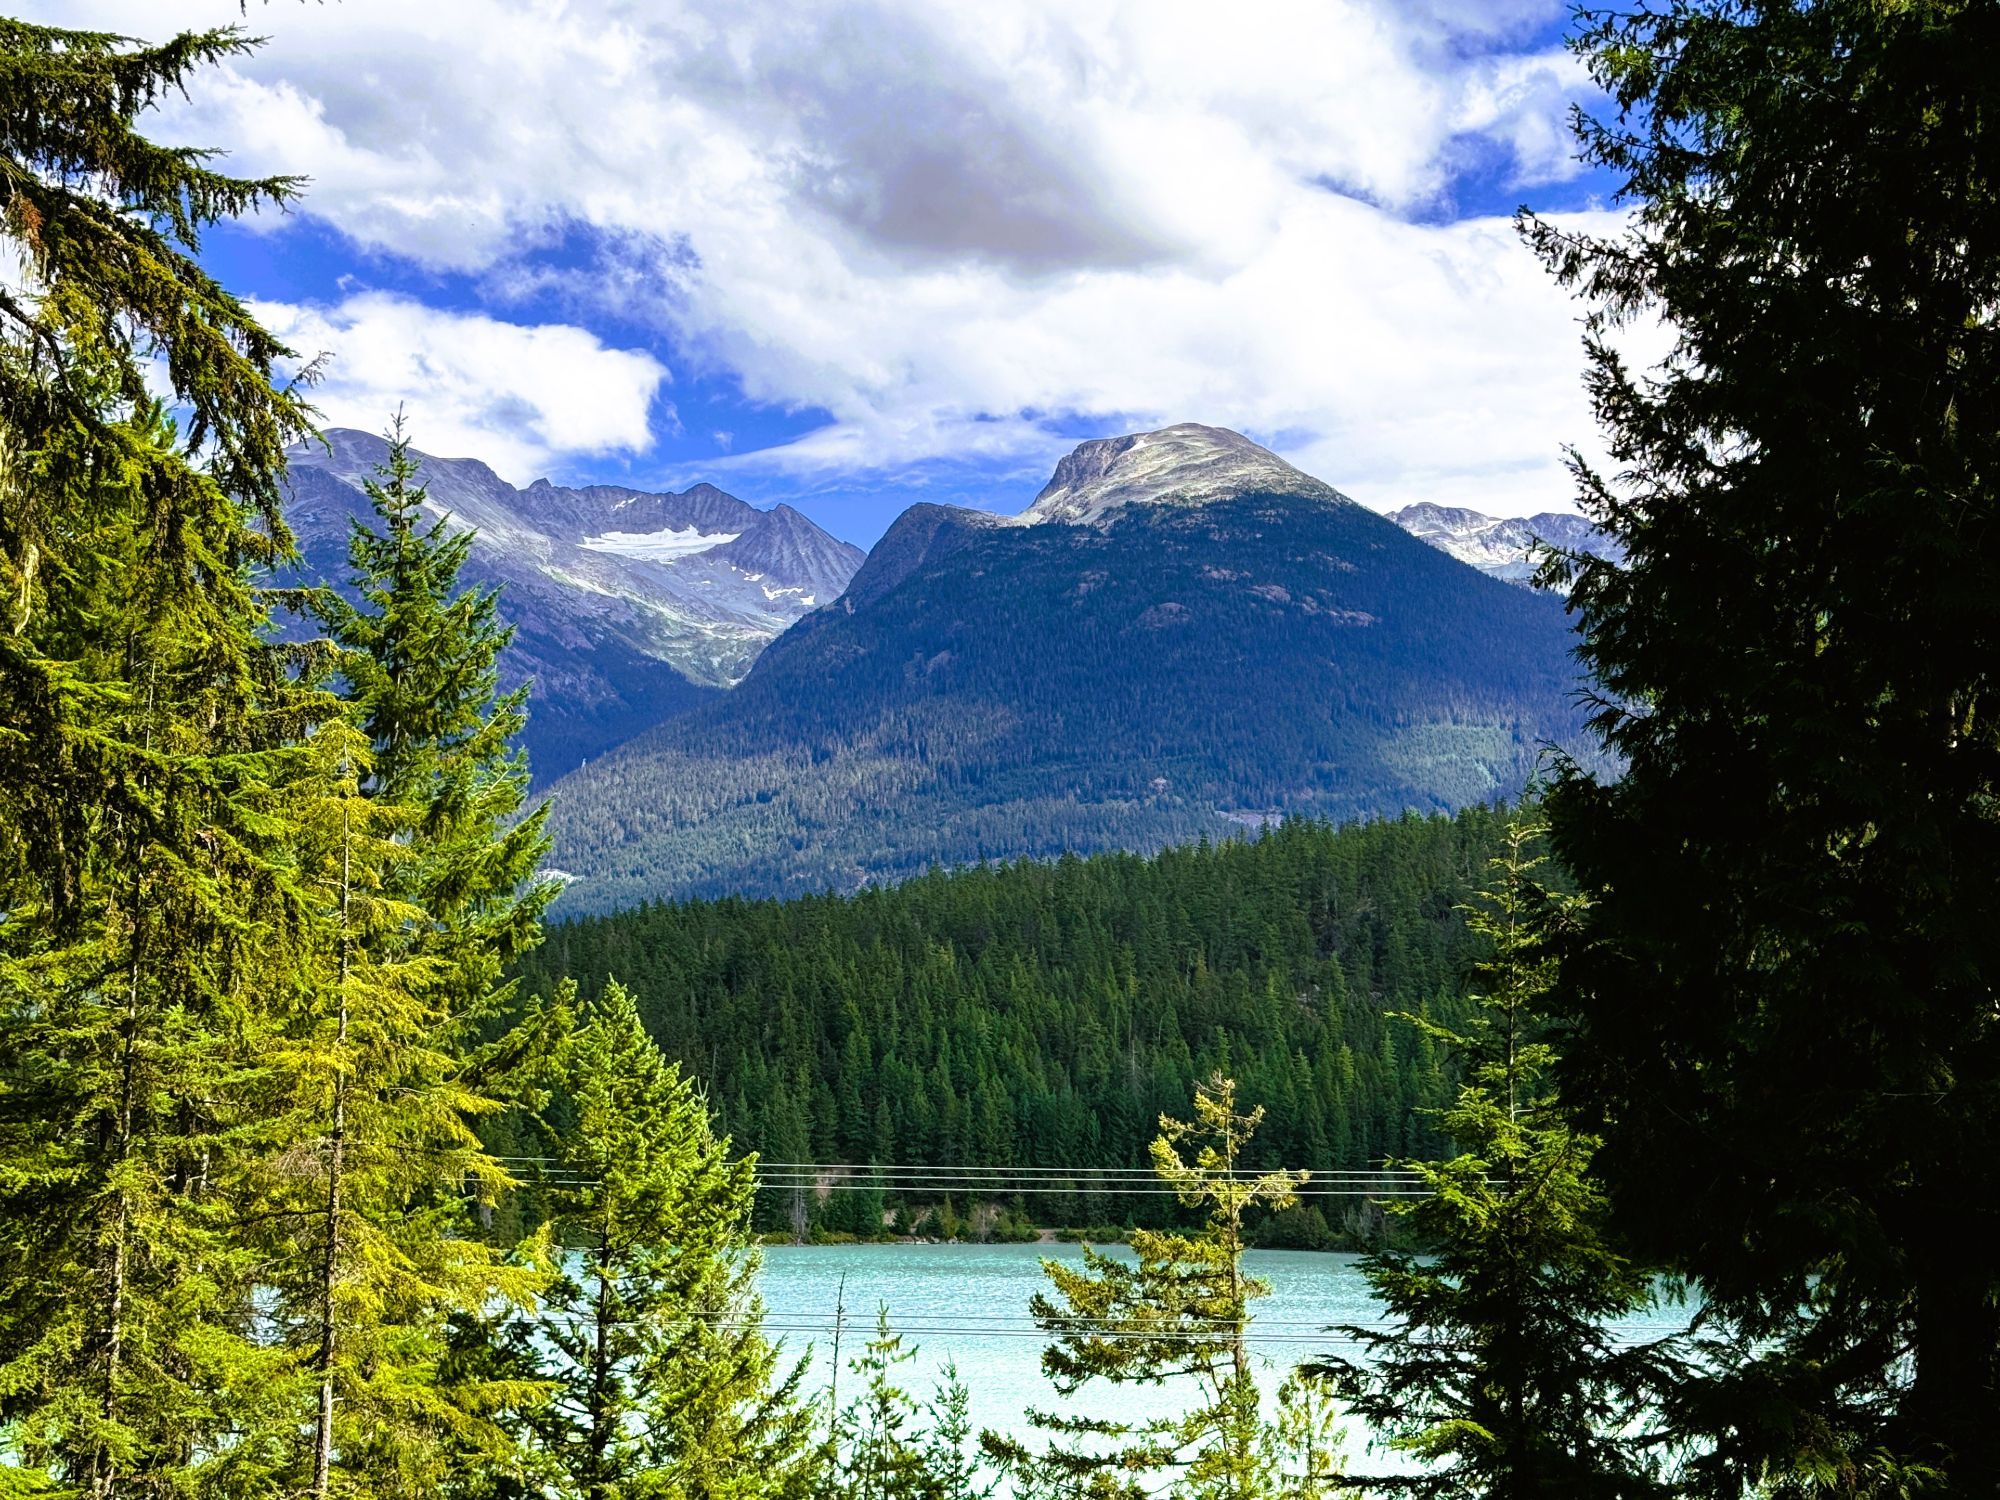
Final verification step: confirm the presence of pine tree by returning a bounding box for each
[983,1074,1303,1500]
[1521,1,2000,1488]
[1309,812,1677,1497]
[516,980,819,1500]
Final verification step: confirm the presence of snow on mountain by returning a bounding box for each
[1387,501,1623,586]
[284,428,864,781]
[582,526,743,562]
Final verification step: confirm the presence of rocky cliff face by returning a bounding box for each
[284,429,864,782]
[1387,501,1623,586]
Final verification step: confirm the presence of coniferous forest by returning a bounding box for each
[6,3,2000,1498]
[517,812,1509,1243]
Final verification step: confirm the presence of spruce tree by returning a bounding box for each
[515,980,819,1500]
[983,1074,1303,1500]
[834,1316,993,1500]
[837,1309,933,1500]
[1522,1,2000,1488]
[309,410,553,1033]
[265,715,540,1499]
[1309,812,1678,1497]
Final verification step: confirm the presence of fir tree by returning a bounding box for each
[516,980,819,1500]
[265,716,540,1499]
[0,24,318,1492]
[0,412,311,1498]
[837,1309,932,1500]
[983,1074,1303,1500]
[1522,0,2000,1487]
[1309,812,1678,1497]
[309,410,553,1036]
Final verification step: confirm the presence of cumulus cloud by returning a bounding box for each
[41,0,1617,514]
[254,293,670,483]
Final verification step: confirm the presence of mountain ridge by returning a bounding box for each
[284,428,865,782]
[541,424,1596,910]
[1388,500,1622,585]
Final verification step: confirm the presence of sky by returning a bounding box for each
[48,0,1637,548]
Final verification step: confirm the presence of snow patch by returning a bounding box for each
[582,526,740,562]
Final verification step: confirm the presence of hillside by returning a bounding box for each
[540,426,1595,908]
[517,808,1516,1239]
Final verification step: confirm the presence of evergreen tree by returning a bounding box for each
[516,981,818,1500]
[836,1309,932,1500]
[0,24,316,1493]
[265,716,541,1499]
[309,410,553,1034]
[983,1074,1303,1500]
[833,1318,993,1500]
[1522,1,2000,1488]
[920,1362,992,1500]
[1309,812,1677,1497]
[1264,1375,1345,1500]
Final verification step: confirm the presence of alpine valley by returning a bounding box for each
[284,427,865,782]
[528,424,1599,910]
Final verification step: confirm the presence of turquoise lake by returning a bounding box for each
[757,1242,1690,1469]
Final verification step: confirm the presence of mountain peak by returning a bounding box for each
[1021,423,1346,526]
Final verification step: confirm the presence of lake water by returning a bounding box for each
[758,1242,1693,1471]
[760,1243,1425,1469]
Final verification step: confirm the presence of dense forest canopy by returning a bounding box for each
[518,809,1520,1240]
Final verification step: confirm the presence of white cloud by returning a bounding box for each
[38,0,1616,514]
[254,293,670,483]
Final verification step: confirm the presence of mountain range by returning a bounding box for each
[283,429,864,780]
[1387,501,1623,585]
[535,424,1598,910]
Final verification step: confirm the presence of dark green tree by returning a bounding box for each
[1310,812,1677,1497]
[309,410,553,1031]
[1521,0,2000,1491]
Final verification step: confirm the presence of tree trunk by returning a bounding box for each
[311,804,353,1500]
[1908,1247,2000,1487]
[587,1219,616,1500]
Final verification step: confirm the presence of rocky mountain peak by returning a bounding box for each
[1021,423,1347,526]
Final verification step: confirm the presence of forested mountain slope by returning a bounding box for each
[542,426,1595,908]
[518,807,1517,1236]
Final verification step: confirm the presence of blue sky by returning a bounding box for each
[53,0,1632,548]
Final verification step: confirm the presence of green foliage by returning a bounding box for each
[0,19,317,1482]
[521,809,1521,1235]
[308,410,555,1013]
[834,1313,993,1500]
[1521,0,2000,1489]
[505,980,820,1500]
[542,494,1595,909]
[1310,812,1677,1497]
[0,24,810,1500]
[982,1075,1311,1500]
